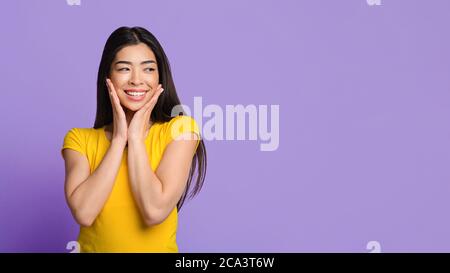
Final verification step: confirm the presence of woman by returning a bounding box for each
[61,26,207,252]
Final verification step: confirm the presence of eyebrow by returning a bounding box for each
[114,60,156,65]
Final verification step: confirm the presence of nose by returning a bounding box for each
[129,70,144,86]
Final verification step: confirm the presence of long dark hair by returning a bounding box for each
[93,26,207,211]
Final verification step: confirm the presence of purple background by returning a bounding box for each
[1,0,450,252]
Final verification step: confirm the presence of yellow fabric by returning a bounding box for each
[61,115,200,253]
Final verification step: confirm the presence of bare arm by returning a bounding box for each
[63,139,126,227]
[127,133,199,226]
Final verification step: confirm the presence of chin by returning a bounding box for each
[126,101,148,112]
[124,104,141,112]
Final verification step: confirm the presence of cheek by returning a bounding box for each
[146,73,159,88]
[111,75,128,87]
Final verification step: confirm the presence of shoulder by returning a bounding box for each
[150,116,200,149]
[166,115,198,126]
[62,127,101,157]
[63,127,98,140]
[163,115,200,140]
[158,116,201,158]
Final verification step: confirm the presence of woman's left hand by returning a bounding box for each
[128,84,164,143]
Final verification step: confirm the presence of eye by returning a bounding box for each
[118,67,130,71]
[145,68,155,72]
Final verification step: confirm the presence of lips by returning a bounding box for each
[124,89,148,101]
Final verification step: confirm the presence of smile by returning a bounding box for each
[124,90,148,101]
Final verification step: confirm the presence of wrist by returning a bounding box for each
[111,137,127,148]
[127,137,145,145]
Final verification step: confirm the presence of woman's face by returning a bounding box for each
[109,43,159,112]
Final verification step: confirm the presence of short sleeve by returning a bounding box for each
[61,128,87,158]
[165,116,201,152]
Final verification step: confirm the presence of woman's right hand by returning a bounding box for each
[106,78,128,146]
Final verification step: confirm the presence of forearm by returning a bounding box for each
[69,140,126,226]
[127,139,164,225]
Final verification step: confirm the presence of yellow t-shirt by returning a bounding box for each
[61,115,200,253]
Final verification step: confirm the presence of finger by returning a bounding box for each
[136,97,155,118]
[137,86,163,117]
[153,85,163,97]
[147,88,162,110]
[106,78,117,93]
[106,78,114,95]
[135,85,160,112]
[151,87,164,106]
[148,84,162,98]
[106,79,126,117]
[136,98,153,117]
[143,100,153,119]
[106,79,120,105]
[106,79,117,109]
[154,87,164,102]
[144,86,161,107]
[150,87,162,102]
[107,79,121,104]
[146,95,160,114]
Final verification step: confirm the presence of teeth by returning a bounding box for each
[126,91,145,96]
